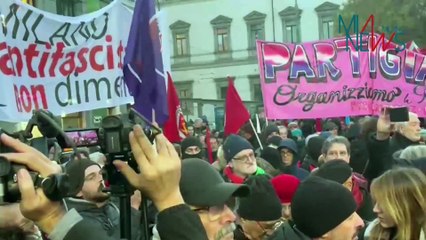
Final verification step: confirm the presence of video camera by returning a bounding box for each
[0,110,70,203]
[58,108,160,240]
[58,108,161,193]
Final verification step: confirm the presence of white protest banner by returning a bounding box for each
[0,0,133,122]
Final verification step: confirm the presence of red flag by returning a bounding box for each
[163,72,188,143]
[224,77,250,136]
[205,127,214,163]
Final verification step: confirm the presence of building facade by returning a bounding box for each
[157,0,346,128]
[1,0,346,132]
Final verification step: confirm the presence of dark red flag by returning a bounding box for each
[224,77,251,136]
[163,72,188,143]
[205,127,214,163]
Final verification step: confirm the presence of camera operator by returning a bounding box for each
[63,157,142,240]
[0,125,208,240]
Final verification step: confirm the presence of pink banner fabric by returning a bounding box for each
[256,35,426,119]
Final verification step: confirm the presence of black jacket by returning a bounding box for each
[64,198,142,240]
[282,221,310,240]
[62,204,208,240]
[389,132,419,155]
[364,133,419,183]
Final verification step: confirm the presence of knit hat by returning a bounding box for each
[260,147,281,169]
[263,125,279,138]
[312,159,353,184]
[223,134,254,162]
[271,174,301,204]
[65,158,100,196]
[180,158,250,207]
[291,176,357,238]
[288,121,298,128]
[237,175,282,221]
[181,136,203,151]
[266,136,282,148]
[277,139,298,155]
[306,136,326,162]
[181,136,204,159]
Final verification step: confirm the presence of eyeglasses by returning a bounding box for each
[240,218,284,239]
[192,198,236,221]
[233,152,255,163]
[280,150,292,156]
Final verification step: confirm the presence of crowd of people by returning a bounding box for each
[0,109,425,240]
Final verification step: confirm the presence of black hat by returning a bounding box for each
[181,136,203,151]
[306,136,325,162]
[180,158,250,207]
[181,136,204,159]
[266,136,282,147]
[223,134,253,163]
[237,175,282,221]
[291,176,357,238]
[260,147,281,169]
[263,125,279,138]
[312,159,353,184]
[277,139,298,154]
[64,158,100,196]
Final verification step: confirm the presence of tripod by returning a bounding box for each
[105,169,150,240]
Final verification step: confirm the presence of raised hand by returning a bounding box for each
[113,125,184,211]
[377,108,393,140]
[0,134,65,234]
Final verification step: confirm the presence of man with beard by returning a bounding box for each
[223,135,266,184]
[152,158,250,240]
[64,158,142,240]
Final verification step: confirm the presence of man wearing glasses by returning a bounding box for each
[157,158,250,240]
[236,175,285,240]
[222,134,266,184]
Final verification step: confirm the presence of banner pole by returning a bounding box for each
[249,119,263,150]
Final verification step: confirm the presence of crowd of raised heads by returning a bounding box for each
[0,111,425,240]
[172,113,426,240]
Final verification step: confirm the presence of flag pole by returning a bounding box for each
[249,119,263,150]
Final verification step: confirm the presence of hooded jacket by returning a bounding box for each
[64,197,142,240]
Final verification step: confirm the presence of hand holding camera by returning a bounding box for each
[0,134,65,234]
[113,124,184,211]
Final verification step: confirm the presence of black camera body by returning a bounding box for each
[98,115,137,192]
[0,110,70,204]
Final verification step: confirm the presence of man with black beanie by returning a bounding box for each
[236,175,284,240]
[291,176,364,240]
[181,136,204,160]
[222,134,266,184]
[64,158,142,240]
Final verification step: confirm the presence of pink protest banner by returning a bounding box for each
[256,34,426,119]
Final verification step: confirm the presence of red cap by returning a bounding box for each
[271,174,301,204]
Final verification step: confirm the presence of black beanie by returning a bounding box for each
[260,147,281,169]
[65,158,100,196]
[263,125,279,138]
[291,176,357,238]
[223,134,253,162]
[312,159,353,184]
[181,136,204,160]
[307,136,325,162]
[181,136,203,151]
[237,175,282,221]
[266,136,282,147]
